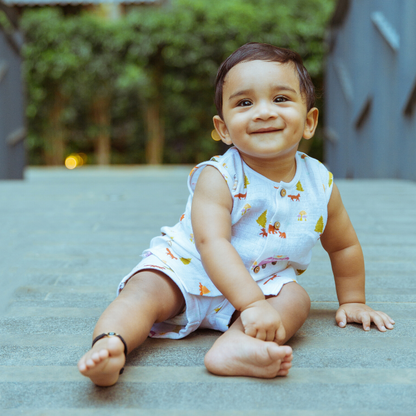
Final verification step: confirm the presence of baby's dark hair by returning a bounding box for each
[215,42,315,119]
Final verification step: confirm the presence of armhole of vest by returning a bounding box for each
[305,155,334,207]
[326,170,334,206]
[187,161,232,196]
[311,157,334,207]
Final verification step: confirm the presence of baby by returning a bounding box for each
[78,42,394,386]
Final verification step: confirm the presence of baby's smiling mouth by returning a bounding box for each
[250,127,282,134]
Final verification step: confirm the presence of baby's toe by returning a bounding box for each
[78,361,87,372]
[280,361,292,370]
[91,353,100,363]
[98,349,110,360]
[86,358,96,368]
[277,368,290,376]
[282,353,293,363]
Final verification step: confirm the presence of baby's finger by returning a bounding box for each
[335,308,347,328]
[377,311,395,329]
[275,323,286,344]
[360,313,371,331]
[244,325,257,338]
[370,312,388,332]
[265,329,275,342]
[256,329,267,341]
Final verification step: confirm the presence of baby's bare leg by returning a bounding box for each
[204,282,310,378]
[78,270,185,386]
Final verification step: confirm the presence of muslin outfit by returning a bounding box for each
[118,147,334,339]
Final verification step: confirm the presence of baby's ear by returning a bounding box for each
[213,115,232,145]
[303,107,319,140]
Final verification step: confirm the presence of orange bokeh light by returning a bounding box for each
[65,153,87,169]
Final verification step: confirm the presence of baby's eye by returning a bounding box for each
[274,96,288,103]
[237,99,252,107]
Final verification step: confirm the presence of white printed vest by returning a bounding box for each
[144,147,334,297]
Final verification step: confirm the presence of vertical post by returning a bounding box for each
[0,2,25,179]
[145,51,164,164]
[91,95,111,165]
[87,3,124,166]
[145,100,165,164]
[43,88,66,166]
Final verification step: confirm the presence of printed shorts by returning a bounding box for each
[117,253,296,339]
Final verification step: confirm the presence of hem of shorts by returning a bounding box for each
[118,257,298,339]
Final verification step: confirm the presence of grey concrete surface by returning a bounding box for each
[1,166,415,415]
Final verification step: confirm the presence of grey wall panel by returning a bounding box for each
[0,20,25,180]
[325,0,416,180]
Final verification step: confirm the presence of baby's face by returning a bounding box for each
[215,60,315,163]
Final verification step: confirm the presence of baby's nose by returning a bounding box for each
[254,102,278,120]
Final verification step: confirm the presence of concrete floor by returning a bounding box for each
[1,166,415,415]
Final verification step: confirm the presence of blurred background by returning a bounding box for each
[1,0,415,180]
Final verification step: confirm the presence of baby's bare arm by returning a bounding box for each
[192,166,283,341]
[321,184,365,304]
[321,184,394,331]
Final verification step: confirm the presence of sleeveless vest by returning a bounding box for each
[144,147,333,297]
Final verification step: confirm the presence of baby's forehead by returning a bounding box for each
[224,60,302,93]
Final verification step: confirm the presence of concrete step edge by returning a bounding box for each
[1,409,414,416]
[12,285,416,297]
[0,334,414,349]
[4,302,416,318]
[1,366,415,385]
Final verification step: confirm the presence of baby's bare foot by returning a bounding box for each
[204,330,293,378]
[78,336,125,386]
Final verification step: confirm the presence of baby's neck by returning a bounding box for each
[242,153,297,184]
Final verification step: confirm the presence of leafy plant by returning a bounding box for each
[21,0,335,165]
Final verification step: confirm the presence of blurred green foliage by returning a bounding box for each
[21,0,335,165]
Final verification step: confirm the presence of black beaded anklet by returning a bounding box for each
[92,332,128,375]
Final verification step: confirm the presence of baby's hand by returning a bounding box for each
[336,303,395,332]
[240,300,285,343]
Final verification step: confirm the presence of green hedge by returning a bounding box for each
[22,0,335,165]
